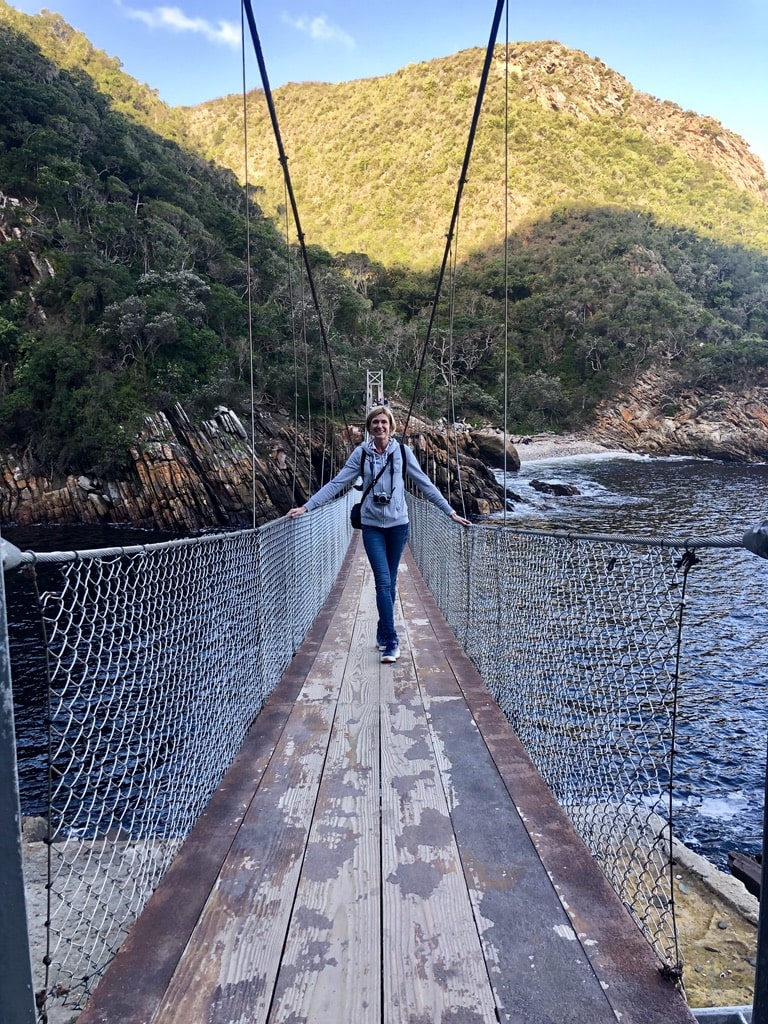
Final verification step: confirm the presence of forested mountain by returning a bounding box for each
[185,42,768,270]
[1,0,767,481]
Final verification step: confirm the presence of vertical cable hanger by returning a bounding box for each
[240,0,351,444]
[502,2,511,524]
[239,3,257,529]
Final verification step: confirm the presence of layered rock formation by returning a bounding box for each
[6,369,768,533]
[591,370,768,463]
[0,405,511,532]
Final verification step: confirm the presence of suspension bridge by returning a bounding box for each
[1,0,766,1018]
[3,489,766,1023]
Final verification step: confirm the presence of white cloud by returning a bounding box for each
[120,4,240,48]
[282,13,355,50]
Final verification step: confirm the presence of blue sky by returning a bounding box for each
[8,0,768,169]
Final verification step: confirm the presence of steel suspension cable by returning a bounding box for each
[502,5,511,524]
[240,0,351,441]
[401,0,507,443]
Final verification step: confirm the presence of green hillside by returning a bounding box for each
[183,43,768,269]
[1,2,767,480]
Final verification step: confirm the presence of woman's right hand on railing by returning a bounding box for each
[286,506,308,520]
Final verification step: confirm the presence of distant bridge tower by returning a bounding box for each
[366,370,384,413]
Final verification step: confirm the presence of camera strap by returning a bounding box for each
[358,451,393,508]
[357,442,408,507]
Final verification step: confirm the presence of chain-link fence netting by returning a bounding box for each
[9,498,351,1016]
[407,495,745,973]
[5,489,754,1014]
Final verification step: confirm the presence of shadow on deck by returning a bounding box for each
[78,535,695,1024]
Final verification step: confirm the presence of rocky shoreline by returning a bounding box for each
[0,406,515,532]
[2,370,768,533]
[590,371,768,465]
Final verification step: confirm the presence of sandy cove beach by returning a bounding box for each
[512,432,615,463]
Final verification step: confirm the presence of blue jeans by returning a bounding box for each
[361,523,409,646]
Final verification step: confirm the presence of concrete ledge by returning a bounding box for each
[692,1006,752,1023]
[646,813,759,926]
[671,837,760,927]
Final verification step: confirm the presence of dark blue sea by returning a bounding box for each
[496,451,768,869]
[1,524,181,834]
[3,458,767,871]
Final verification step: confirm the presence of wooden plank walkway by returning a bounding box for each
[78,535,695,1024]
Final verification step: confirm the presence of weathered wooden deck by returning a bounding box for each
[79,535,695,1024]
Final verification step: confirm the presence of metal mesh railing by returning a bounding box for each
[407,495,745,973]
[5,489,756,1014]
[12,498,352,1015]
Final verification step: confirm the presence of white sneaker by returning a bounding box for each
[381,643,400,664]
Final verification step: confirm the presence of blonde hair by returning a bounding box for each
[365,405,396,432]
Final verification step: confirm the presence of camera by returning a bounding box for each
[372,494,391,505]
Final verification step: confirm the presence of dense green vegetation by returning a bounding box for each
[0,7,296,472]
[186,43,768,270]
[0,3,767,478]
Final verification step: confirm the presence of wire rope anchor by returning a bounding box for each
[0,538,25,571]
[743,519,768,559]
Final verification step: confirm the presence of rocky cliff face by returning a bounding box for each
[2,375,767,531]
[590,370,768,462]
[502,42,767,199]
[0,405,511,532]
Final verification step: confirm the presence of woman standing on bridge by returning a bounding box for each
[286,405,470,663]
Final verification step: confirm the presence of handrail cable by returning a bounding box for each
[240,0,351,442]
[3,529,747,571]
[401,0,506,444]
[239,5,258,529]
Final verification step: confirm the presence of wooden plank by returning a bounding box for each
[152,697,336,1024]
[397,575,620,1024]
[273,535,361,703]
[401,548,696,1024]
[150,547,370,1023]
[729,851,761,898]
[268,701,381,1023]
[337,567,381,706]
[298,546,366,702]
[380,646,498,1023]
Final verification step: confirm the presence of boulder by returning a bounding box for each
[530,479,580,497]
[468,429,521,471]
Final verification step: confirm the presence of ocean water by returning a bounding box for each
[1,524,181,830]
[3,461,767,870]
[496,452,768,868]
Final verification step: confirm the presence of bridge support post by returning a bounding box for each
[0,543,37,1023]
[366,369,384,412]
